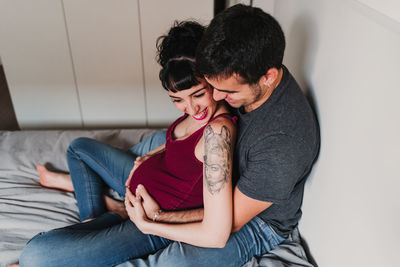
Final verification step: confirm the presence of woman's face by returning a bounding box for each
[168,80,217,125]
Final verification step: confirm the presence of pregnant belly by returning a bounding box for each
[128,155,203,211]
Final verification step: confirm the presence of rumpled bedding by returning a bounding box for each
[0,129,314,267]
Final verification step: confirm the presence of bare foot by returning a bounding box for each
[104,195,128,220]
[7,264,19,267]
[37,164,74,192]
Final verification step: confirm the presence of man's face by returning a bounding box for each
[205,74,265,112]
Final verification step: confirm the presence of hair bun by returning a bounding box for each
[157,21,205,67]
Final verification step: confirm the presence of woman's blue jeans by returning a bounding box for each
[19,130,285,267]
[66,131,167,221]
[19,131,168,267]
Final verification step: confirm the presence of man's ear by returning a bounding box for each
[257,68,278,88]
[264,68,279,88]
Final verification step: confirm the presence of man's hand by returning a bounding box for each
[135,184,161,220]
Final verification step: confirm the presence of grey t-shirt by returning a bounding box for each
[233,66,320,238]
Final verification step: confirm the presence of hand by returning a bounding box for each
[134,154,152,166]
[125,188,149,232]
[125,154,151,187]
[135,184,161,220]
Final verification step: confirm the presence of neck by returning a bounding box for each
[244,67,284,113]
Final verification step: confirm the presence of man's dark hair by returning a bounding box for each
[196,4,285,85]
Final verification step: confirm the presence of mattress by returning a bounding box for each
[0,129,314,267]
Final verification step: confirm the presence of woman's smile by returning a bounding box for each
[192,107,208,120]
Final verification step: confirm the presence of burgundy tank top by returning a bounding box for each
[129,113,236,211]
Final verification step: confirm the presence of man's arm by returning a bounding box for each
[152,207,204,224]
[232,187,272,232]
[138,183,272,231]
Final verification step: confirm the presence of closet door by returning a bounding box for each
[139,0,214,126]
[0,0,82,129]
[63,0,146,127]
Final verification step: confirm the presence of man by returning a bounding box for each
[120,4,320,267]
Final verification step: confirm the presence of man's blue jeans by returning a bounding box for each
[117,216,285,267]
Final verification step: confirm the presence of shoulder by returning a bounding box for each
[204,116,236,143]
[208,116,236,133]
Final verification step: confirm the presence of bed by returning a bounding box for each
[0,129,315,267]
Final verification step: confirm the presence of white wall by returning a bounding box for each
[0,0,213,129]
[266,0,400,266]
[0,0,83,128]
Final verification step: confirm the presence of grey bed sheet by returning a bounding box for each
[0,129,314,267]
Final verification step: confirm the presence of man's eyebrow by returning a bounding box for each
[169,87,206,98]
[213,87,237,93]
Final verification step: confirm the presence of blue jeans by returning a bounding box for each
[65,130,167,221]
[117,216,285,267]
[20,130,168,267]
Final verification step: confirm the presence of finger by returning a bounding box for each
[125,188,136,204]
[125,198,133,208]
[136,184,151,201]
[134,198,144,209]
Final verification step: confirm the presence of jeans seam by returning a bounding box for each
[70,146,97,221]
[79,158,96,221]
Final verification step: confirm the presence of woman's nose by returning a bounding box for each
[186,102,199,115]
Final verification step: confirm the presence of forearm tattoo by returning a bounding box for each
[203,125,232,195]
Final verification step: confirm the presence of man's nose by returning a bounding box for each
[213,90,227,101]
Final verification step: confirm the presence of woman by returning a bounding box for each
[18,21,236,267]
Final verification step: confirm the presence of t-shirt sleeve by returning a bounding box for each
[237,133,307,203]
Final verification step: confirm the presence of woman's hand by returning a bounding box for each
[134,154,151,166]
[135,184,161,221]
[125,188,150,232]
[125,154,152,187]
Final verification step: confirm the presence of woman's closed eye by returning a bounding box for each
[171,98,181,103]
[194,93,205,98]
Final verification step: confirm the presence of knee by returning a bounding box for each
[67,137,92,154]
[19,232,52,267]
[67,137,100,162]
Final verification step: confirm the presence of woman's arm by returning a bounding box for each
[126,119,236,248]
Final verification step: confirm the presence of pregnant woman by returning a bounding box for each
[18,21,236,267]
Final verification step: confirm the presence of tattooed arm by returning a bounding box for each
[126,118,236,248]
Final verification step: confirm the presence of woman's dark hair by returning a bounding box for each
[196,4,285,85]
[157,21,205,92]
